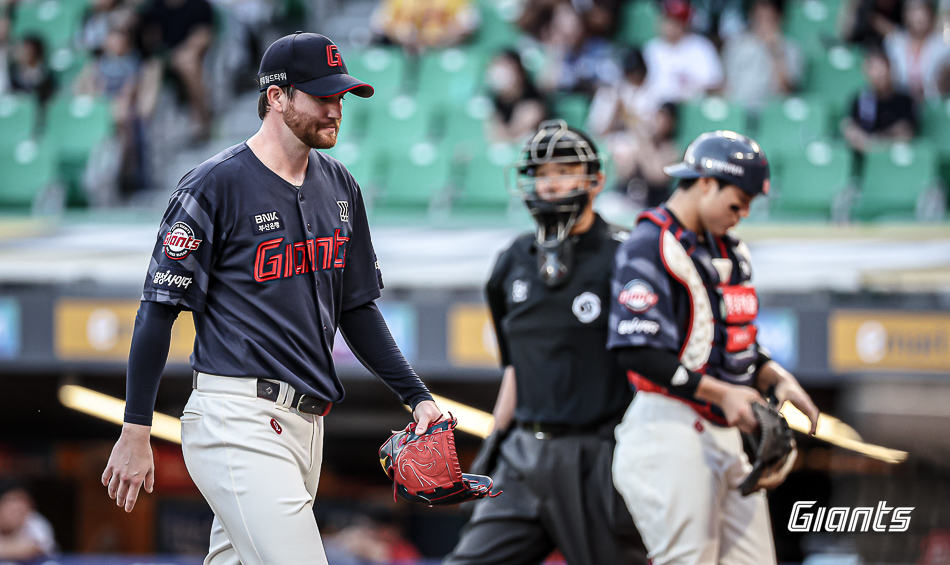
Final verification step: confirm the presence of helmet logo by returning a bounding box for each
[702,158,744,177]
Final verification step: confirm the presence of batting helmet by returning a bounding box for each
[664,130,770,196]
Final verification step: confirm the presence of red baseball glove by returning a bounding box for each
[379,415,501,506]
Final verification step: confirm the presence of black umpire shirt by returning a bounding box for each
[486,214,634,427]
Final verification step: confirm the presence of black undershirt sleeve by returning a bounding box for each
[616,346,703,398]
[124,301,182,426]
[485,253,511,368]
[339,301,434,410]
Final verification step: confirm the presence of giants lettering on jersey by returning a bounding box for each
[254,228,350,282]
[720,285,758,325]
[163,222,202,260]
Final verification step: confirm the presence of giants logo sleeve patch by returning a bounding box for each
[163,222,202,260]
[250,210,285,234]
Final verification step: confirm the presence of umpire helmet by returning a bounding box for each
[664,131,770,196]
[506,120,605,288]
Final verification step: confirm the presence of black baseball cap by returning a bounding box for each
[257,32,374,98]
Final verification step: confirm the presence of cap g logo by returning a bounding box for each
[326,45,342,67]
[619,280,659,313]
[163,221,202,260]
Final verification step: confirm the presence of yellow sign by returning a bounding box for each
[55,299,195,362]
[448,304,499,367]
[829,311,950,373]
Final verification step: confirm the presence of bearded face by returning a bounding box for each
[282,94,340,149]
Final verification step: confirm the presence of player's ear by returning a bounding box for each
[267,85,286,114]
[590,171,606,197]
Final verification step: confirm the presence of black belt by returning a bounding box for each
[193,372,332,416]
[255,380,332,416]
[516,419,610,439]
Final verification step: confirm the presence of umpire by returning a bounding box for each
[444,121,647,565]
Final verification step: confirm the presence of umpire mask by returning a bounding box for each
[507,120,602,287]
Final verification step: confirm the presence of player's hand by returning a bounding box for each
[774,377,819,435]
[720,384,765,434]
[412,400,444,435]
[102,423,155,513]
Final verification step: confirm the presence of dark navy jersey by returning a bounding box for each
[608,206,761,420]
[486,215,634,427]
[141,142,383,403]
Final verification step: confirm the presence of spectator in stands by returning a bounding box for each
[539,2,621,95]
[842,48,917,152]
[324,515,421,564]
[8,36,55,104]
[371,0,480,52]
[80,0,136,54]
[138,0,215,142]
[690,0,747,45]
[847,0,904,47]
[883,0,950,100]
[486,49,547,143]
[643,0,723,104]
[0,12,10,95]
[615,102,681,208]
[0,483,56,560]
[722,0,804,112]
[587,47,661,137]
[518,0,621,38]
[75,25,151,197]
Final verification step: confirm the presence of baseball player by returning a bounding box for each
[444,121,647,565]
[608,130,820,565]
[100,32,442,565]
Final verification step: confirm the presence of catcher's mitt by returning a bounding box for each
[379,415,501,506]
[738,401,798,496]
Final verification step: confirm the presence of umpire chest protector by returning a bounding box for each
[640,207,759,383]
[488,215,633,427]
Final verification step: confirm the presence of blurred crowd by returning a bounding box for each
[372,0,950,209]
[1,0,949,211]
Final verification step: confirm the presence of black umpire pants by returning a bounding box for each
[444,426,648,565]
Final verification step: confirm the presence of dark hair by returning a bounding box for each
[865,46,891,67]
[623,47,647,75]
[749,0,785,17]
[21,35,45,60]
[257,85,296,120]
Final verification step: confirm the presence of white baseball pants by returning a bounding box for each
[612,392,776,565]
[181,373,328,565]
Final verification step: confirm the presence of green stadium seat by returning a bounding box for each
[784,0,841,54]
[0,94,37,152]
[12,0,86,50]
[770,141,853,220]
[919,100,950,182]
[452,142,518,214]
[441,94,493,151]
[45,95,113,207]
[48,47,89,91]
[322,140,381,193]
[618,0,661,46]
[805,45,866,118]
[415,48,485,107]
[755,96,832,164]
[374,141,452,213]
[0,139,56,209]
[551,94,590,129]
[342,47,407,100]
[363,94,433,146]
[472,2,522,52]
[852,142,940,221]
[677,97,748,147]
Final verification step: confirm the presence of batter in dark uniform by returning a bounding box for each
[444,121,647,565]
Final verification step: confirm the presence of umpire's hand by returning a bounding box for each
[102,423,155,513]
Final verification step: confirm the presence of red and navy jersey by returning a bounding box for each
[607,206,760,422]
[141,142,383,403]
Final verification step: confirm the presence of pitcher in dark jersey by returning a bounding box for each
[101,32,442,565]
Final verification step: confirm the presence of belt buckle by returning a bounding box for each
[532,422,551,440]
[295,394,310,414]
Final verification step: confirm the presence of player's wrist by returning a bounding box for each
[121,422,152,438]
